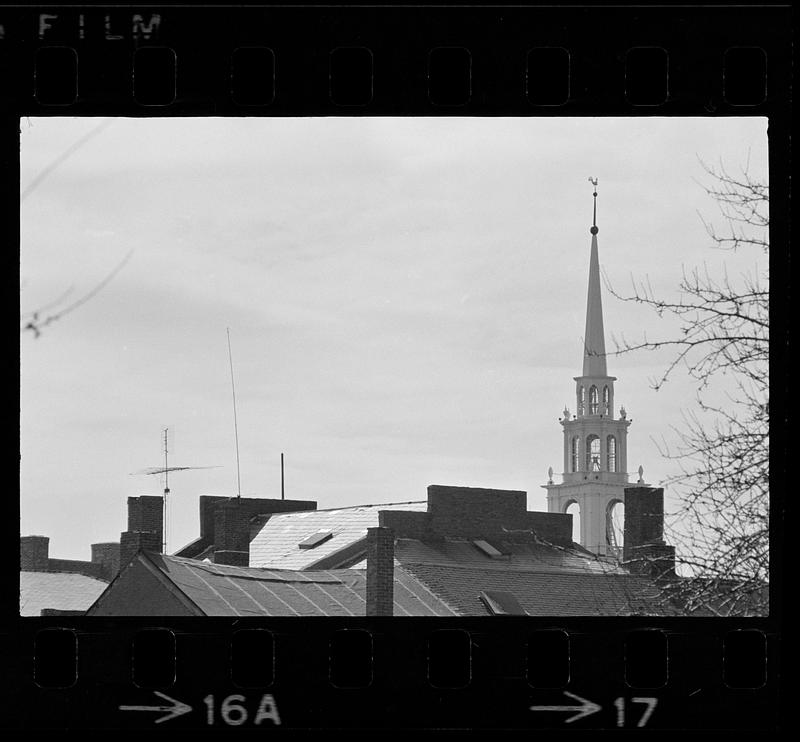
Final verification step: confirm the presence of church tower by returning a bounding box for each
[543,180,642,556]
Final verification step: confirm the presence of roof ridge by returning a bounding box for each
[167,555,348,584]
[399,560,631,576]
[268,500,427,516]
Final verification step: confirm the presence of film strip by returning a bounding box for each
[3,1,787,733]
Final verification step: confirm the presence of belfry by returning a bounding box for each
[543,179,641,556]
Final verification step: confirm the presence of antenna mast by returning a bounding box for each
[162,427,170,552]
[281,452,285,500]
[131,438,221,555]
[227,327,242,498]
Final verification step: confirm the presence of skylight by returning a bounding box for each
[479,590,527,616]
[298,531,334,550]
[473,539,504,558]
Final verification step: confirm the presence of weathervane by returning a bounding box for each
[588,177,599,234]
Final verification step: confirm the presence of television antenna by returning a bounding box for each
[227,327,242,498]
[131,427,220,553]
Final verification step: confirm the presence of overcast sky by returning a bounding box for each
[20,116,767,560]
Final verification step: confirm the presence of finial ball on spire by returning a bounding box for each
[590,225,598,235]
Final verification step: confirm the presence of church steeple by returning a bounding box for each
[543,179,634,557]
[583,178,607,377]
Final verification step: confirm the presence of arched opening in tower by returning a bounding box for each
[589,385,599,415]
[565,500,581,544]
[607,435,617,472]
[571,436,580,472]
[586,435,601,471]
[606,499,625,556]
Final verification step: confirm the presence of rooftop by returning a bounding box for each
[392,538,627,575]
[20,571,109,617]
[400,562,674,616]
[249,501,427,570]
[90,552,457,617]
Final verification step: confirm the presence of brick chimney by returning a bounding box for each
[623,486,676,580]
[197,496,317,565]
[427,485,527,538]
[126,495,164,547]
[91,542,121,580]
[119,495,164,568]
[214,500,251,552]
[199,495,229,540]
[20,536,50,571]
[213,550,249,567]
[119,531,162,569]
[366,527,394,616]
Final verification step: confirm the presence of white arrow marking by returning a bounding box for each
[119,691,192,724]
[530,690,602,724]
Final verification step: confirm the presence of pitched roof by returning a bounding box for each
[140,553,457,617]
[342,538,671,615]
[393,538,628,575]
[400,562,675,616]
[20,571,109,617]
[249,501,427,570]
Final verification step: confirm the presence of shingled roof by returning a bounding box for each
[400,562,674,616]
[249,501,428,570]
[88,552,456,617]
[244,488,675,615]
[20,571,109,616]
[392,538,627,575]
[384,538,675,616]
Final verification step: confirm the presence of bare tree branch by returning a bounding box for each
[608,161,769,616]
[20,118,114,203]
[21,250,134,338]
[21,119,132,339]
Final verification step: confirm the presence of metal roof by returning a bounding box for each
[151,553,457,617]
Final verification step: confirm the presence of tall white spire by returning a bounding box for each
[583,178,607,377]
[544,180,633,558]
